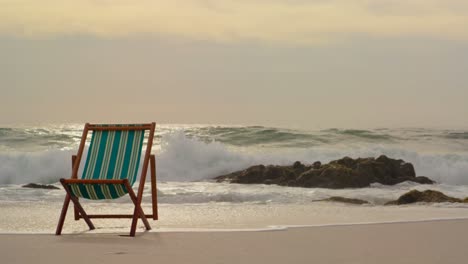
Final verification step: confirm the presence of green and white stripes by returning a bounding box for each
[68,126,145,200]
[69,183,128,200]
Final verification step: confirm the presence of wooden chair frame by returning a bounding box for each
[55,123,158,237]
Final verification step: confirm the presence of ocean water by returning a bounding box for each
[1,124,468,233]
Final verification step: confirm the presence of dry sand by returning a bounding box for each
[2,219,467,264]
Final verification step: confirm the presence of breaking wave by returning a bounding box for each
[1,131,468,185]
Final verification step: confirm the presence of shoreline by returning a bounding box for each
[2,216,468,235]
[3,201,468,234]
[2,219,467,264]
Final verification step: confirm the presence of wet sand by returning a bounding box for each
[1,219,467,264]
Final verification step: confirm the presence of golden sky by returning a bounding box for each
[1,0,468,44]
[2,1,468,128]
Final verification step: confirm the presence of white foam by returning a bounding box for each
[2,181,468,207]
[156,132,254,182]
[0,149,75,184]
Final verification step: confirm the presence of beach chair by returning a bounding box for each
[55,123,158,237]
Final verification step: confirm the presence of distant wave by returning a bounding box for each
[185,126,332,147]
[321,128,396,140]
[0,127,81,151]
[2,125,468,152]
[445,132,468,139]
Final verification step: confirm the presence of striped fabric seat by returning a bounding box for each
[68,125,145,200]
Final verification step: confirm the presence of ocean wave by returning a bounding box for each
[445,132,468,139]
[321,128,396,140]
[0,126,81,151]
[1,132,468,185]
[2,125,468,153]
[0,149,75,184]
[158,133,468,185]
[184,126,329,147]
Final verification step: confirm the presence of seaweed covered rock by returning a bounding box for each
[220,164,301,186]
[215,155,434,189]
[386,190,464,205]
[22,183,60,190]
[320,196,369,205]
[296,164,370,188]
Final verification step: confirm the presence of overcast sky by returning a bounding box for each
[1,0,468,129]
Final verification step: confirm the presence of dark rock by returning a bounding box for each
[296,165,369,188]
[293,161,303,169]
[386,190,462,205]
[217,164,305,186]
[22,183,60,190]
[413,176,434,184]
[215,155,435,189]
[331,156,356,168]
[320,196,369,205]
[292,161,309,175]
[312,161,321,169]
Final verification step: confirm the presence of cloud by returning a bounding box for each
[1,0,467,44]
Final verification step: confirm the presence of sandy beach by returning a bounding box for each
[2,219,467,264]
[3,0,468,262]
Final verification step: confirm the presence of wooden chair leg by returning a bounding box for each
[129,191,151,230]
[55,194,71,235]
[129,207,139,237]
[69,195,95,230]
[125,181,151,236]
[150,155,158,220]
[71,155,80,221]
[60,180,95,231]
[74,198,80,221]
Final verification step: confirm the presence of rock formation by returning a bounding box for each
[386,190,466,205]
[215,155,434,189]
